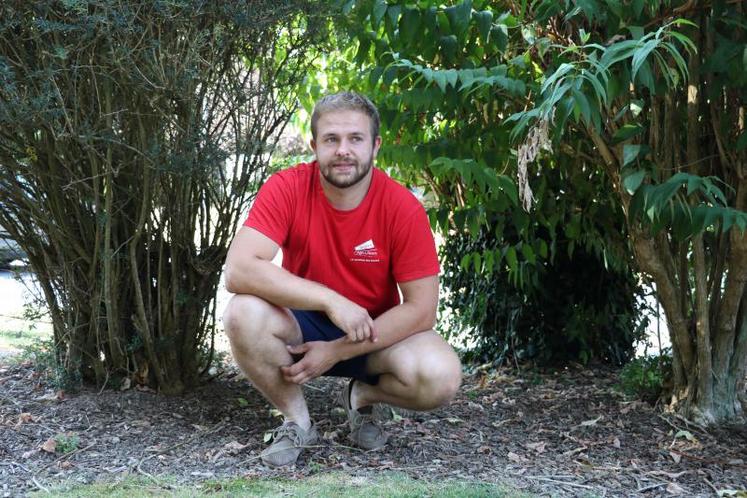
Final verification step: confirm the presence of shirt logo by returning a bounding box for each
[351,239,380,262]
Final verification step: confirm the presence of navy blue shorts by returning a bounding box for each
[290,309,379,385]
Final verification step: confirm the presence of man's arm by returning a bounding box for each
[280,274,439,384]
[224,226,375,342]
[333,274,439,360]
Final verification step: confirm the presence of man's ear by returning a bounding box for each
[310,138,317,153]
[372,135,382,157]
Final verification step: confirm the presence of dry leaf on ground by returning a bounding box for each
[40,438,57,453]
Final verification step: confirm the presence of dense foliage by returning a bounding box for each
[441,225,647,368]
[0,0,327,392]
[325,0,646,366]
[334,0,747,423]
[512,0,747,423]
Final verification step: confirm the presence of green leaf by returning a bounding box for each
[571,88,592,125]
[635,59,657,92]
[612,124,644,143]
[623,144,643,166]
[399,7,421,46]
[521,243,536,264]
[497,175,518,205]
[505,246,518,272]
[632,39,659,80]
[433,71,448,92]
[491,24,508,52]
[445,69,458,88]
[473,252,482,273]
[372,0,387,28]
[623,169,646,194]
[539,239,548,259]
[369,66,384,87]
[445,0,472,36]
[541,63,574,95]
[686,175,702,196]
[474,10,493,43]
[386,4,401,25]
[439,35,459,61]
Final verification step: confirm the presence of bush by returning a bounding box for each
[618,351,672,403]
[439,226,648,367]
[0,0,328,393]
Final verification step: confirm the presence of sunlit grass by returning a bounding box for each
[34,472,531,498]
[0,323,52,354]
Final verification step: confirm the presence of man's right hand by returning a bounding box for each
[325,297,377,343]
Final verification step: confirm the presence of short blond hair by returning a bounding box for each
[310,92,380,140]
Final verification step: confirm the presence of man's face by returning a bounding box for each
[311,109,381,189]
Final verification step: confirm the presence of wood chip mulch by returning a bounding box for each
[1,358,746,497]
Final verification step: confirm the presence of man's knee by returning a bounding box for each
[415,349,462,409]
[222,294,289,345]
[388,336,461,410]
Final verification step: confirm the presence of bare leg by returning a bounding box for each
[352,330,462,411]
[222,294,311,429]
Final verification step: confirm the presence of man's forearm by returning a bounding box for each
[332,300,435,361]
[225,258,336,312]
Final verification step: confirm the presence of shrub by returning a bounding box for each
[618,351,672,404]
[439,226,647,367]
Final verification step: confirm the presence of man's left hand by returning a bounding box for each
[281,341,339,384]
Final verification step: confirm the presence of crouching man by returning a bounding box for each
[222,92,462,467]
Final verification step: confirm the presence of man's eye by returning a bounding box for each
[325,137,337,143]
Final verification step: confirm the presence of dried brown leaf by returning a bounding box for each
[666,482,685,495]
[508,451,528,463]
[526,441,547,453]
[41,438,57,453]
[223,441,248,454]
[669,451,681,464]
[322,430,339,441]
[580,416,603,427]
[16,412,34,427]
[467,401,485,412]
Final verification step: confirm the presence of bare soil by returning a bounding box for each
[1,357,745,497]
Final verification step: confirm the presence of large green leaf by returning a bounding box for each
[445,0,472,37]
[622,169,646,194]
[474,10,493,43]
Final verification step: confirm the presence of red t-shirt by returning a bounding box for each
[244,161,439,318]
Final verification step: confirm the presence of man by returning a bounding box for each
[222,92,461,468]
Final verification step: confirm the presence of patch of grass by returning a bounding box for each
[14,337,81,391]
[54,432,80,454]
[35,471,532,497]
[0,327,41,351]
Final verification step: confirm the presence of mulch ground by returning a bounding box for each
[1,357,746,497]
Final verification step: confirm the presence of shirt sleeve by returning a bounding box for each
[243,173,294,246]
[391,203,440,282]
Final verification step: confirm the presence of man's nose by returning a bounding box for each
[335,139,352,156]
